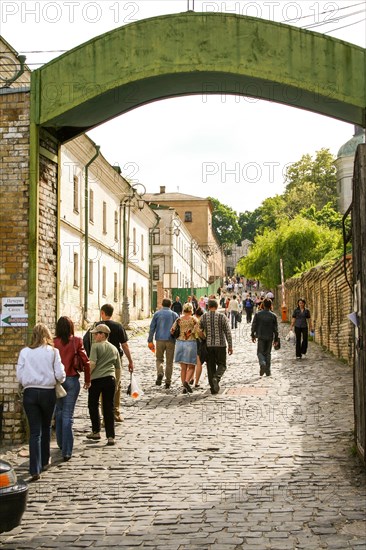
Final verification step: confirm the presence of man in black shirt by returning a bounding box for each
[251,299,279,377]
[171,296,183,315]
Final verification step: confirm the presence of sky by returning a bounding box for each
[1,0,365,213]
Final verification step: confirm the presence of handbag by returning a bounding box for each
[171,320,180,339]
[273,338,281,350]
[72,336,84,373]
[52,349,67,398]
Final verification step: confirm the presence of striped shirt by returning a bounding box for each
[200,310,233,349]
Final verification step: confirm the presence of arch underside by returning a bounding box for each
[33,12,366,142]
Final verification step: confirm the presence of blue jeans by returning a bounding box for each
[55,376,80,458]
[257,338,272,373]
[23,388,56,476]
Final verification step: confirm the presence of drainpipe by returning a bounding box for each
[149,212,160,315]
[83,145,100,326]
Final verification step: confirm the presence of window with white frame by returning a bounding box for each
[114,210,118,241]
[103,202,107,234]
[141,286,144,310]
[89,189,94,223]
[114,272,118,302]
[102,266,106,297]
[73,176,79,213]
[73,253,79,287]
[133,282,137,307]
[141,234,144,261]
[89,260,94,292]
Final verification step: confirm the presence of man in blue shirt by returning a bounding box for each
[148,299,179,389]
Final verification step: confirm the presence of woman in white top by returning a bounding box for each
[17,323,65,481]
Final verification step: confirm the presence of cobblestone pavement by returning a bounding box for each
[1,319,365,549]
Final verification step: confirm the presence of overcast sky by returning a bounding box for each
[2,0,365,212]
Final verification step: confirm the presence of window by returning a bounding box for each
[152,229,160,245]
[73,253,79,287]
[73,176,79,213]
[152,265,159,281]
[184,211,192,222]
[133,283,137,307]
[113,272,118,302]
[141,287,144,311]
[103,201,107,234]
[114,210,118,241]
[102,266,106,297]
[141,234,144,261]
[89,260,94,292]
[132,227,137,255]
[89,189,94,223]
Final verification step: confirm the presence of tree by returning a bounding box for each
[300,202,344,231]
[284,148,337,210]
[237,216,342,288]
[209,197,241,245]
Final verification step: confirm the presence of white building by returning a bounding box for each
[151,206,209,297]
[59,134,157,326]
[336,126,365,214]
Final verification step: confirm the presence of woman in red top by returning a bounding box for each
[54,316,90,461]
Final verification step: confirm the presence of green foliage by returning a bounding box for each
[300,202,344,231]
[209,197,241,246]
[237,217,342,288]
[284,148,337,210]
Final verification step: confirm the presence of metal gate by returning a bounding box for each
[352,143,366,465]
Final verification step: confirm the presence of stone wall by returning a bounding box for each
[278,256,353,365]
[38,131,58,331]
[0,90,30,443]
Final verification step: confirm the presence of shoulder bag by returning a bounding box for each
[73,336,84,373]
[52,349,67,398]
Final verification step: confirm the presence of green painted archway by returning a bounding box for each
[32,12,365,142]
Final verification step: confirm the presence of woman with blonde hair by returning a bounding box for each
[17,323,65,481]
[54,316,90,461]
[171,303,199,393]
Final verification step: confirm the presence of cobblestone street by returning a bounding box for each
[1,320,365,549]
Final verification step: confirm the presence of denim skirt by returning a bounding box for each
[174,340,197,365]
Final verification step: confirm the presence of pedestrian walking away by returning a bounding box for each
[16,323,66,481]
[87,324,120,445]
[199,299,233,394]
[83,303,134,422]
[244,294,254,323]
[290,298,312,359]
[228,294,240,329]
[54,316,90,462]
[148,298,178,389]
[170,303,199,394]
[251,298,279,377]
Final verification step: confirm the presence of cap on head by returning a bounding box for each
[90,324,111,334]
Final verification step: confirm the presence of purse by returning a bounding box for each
[273,338,281,350]
[52,349,67,398]
[72,336,84,373]
[171,320,180,339]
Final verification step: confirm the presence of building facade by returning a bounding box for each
[60,135,157,326]
[145,187,225,283]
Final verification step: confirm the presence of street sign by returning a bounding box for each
[0,314,28,327]
[1,297,25,315]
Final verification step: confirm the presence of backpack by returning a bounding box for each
[245,298,253,309]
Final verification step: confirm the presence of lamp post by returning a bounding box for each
[121,183,146,328]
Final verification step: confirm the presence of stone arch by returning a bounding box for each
[32,12,365,142]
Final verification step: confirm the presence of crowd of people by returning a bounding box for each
[16,288,312,481]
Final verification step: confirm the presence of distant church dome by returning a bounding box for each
[337,125,365,158]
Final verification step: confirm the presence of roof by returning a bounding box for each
[144,192,209,202]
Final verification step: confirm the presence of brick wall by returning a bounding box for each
[38,131,58,331]
[278,256,353,365]
[0,90,30,443]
